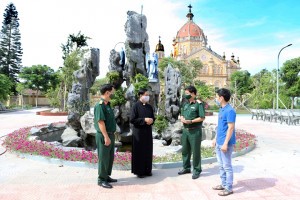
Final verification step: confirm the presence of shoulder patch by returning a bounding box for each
[196,99,202,104]
[99,99,103,104]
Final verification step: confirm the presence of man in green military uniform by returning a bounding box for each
[94,83,117,189]
[178,85,205,179]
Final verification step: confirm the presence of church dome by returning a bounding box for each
[175,4,206,43]
[176,21,204,38]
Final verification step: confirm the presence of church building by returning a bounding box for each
[171,5,241,88]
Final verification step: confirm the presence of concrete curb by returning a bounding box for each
[152,144,256,169]
[16,153,98,169]
[13,144,256,170]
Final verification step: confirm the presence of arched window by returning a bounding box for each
[216,66,221,74]
[213,65,217,74]
[201,65,208,74]
[219,66,223,74]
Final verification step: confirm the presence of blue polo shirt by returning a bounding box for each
[217,104,236,145]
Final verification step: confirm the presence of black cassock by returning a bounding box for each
[130,101,155,176]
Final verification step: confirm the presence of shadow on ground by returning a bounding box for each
[234,178,278,193]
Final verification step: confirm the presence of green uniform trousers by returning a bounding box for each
[96,132,115,182]
[181,128,202,175]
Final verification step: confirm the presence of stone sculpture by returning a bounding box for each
[108,49,124,88]
[73,48,100,112]
[124,10,150,82]
[164,63,181,123]
[62,48,100,149]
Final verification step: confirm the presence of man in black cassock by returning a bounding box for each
[130,88,155,178]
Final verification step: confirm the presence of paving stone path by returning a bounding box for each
[0,109,300,200]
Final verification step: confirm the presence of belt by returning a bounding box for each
[184,126,201,130]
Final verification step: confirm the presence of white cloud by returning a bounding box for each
[241,17,267,27]
[0,0,186,78]
[0,0,299,79]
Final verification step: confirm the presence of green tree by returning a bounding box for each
[281,57,300,108]
[61,50,81,91]
[46,87,61,109]
[249,69,276,108]
[194,80,215,101]
[131,73,149,96]
[16,82,25,109]
[229,70,253,108]
[90,77,108,95]
[230,70,253,97]
[19,65,59,107]
[61,31,90,60]
[0,3,23,93]
[0,74,12,101]
[59,32,90,111]
[106,71,120,87]
[158,57,180,80]
[110,87,127,108]
[158,57,202,85]
[59,50,82,111]
[154,115,168,135]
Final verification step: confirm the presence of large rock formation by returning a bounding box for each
[61,48,100,149]
[107,10,160,144]
[164,63,181,123]
[123,11,150,80]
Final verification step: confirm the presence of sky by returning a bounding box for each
[0,0,299,78]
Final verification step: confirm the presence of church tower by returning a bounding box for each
[173,4,207,60]
[155,36,165,61]
[172,4,241,88]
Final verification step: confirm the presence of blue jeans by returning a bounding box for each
[215,144,234,191]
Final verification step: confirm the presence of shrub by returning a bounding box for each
[154,115,168,134]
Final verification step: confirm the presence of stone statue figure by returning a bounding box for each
[146,52,159,83]
[119,48,125,70]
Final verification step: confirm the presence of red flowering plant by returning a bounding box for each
[234,129,257,152]
[3,123,256,165]
[3,123,129,165]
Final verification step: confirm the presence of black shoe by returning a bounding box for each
[107,176,117,183]
[137,175,145,178]
[98,181,113,189]
[192,174,200,179]
[145,172,152,176]
[178,169,191,175]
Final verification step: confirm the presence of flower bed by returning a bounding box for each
[3,123,256,167]
[36,110,68,116]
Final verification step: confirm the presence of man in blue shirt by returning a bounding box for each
[212,88,236,196]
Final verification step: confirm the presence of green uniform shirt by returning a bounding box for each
[181,101,205,128]
[94,98,116,133]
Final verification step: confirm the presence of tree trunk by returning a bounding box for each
[58,81,64,111]
[35,91,39,107]
[63,84,67,111]
[20,94,24,109]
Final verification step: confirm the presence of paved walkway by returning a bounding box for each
[0,109,300,200]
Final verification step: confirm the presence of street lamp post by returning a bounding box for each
[276,44,292,109]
